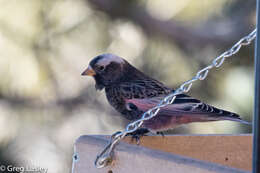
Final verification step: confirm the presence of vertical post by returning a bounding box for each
[253,0,260,173]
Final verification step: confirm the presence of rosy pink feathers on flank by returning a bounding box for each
[125,96,250,132]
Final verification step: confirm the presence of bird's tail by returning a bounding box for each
[219,116,251,125]
[209,110,251,125]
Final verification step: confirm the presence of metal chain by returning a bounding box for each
[95,28,257,168]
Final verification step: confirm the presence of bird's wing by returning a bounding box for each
[116,79,172,99]
[125,94,245,122]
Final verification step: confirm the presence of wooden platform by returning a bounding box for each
[72,135,252,173]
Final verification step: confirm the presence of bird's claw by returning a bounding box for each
[156,131,165,137]
[126,128,149,145]
[131,134,141,145]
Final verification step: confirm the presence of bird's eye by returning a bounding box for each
[98,65,105,71]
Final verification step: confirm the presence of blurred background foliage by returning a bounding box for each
[0,0,256,172]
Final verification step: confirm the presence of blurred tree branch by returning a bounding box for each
[0,89,103,112]
[87,0,255,49]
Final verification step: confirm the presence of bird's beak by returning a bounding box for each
[81,66,96,76]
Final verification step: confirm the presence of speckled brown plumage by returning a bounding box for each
[105,77,171,120]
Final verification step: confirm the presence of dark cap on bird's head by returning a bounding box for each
[82,53,128,90]
[81,53,125,76]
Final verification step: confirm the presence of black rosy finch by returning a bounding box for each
[82,53,250,138]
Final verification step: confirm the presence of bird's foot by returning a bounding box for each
[126,128,149,145]
[156,131,165,137]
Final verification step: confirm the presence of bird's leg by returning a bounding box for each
[126,128,150,145]
[156,131,165,137]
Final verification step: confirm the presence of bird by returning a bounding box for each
[82,53,250,139]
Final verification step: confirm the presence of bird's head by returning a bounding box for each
[82,53,127,90]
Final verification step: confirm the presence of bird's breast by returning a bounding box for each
[105,87,141,120]
[105,87,124,109]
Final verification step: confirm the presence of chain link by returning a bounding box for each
[95,28,257,168]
